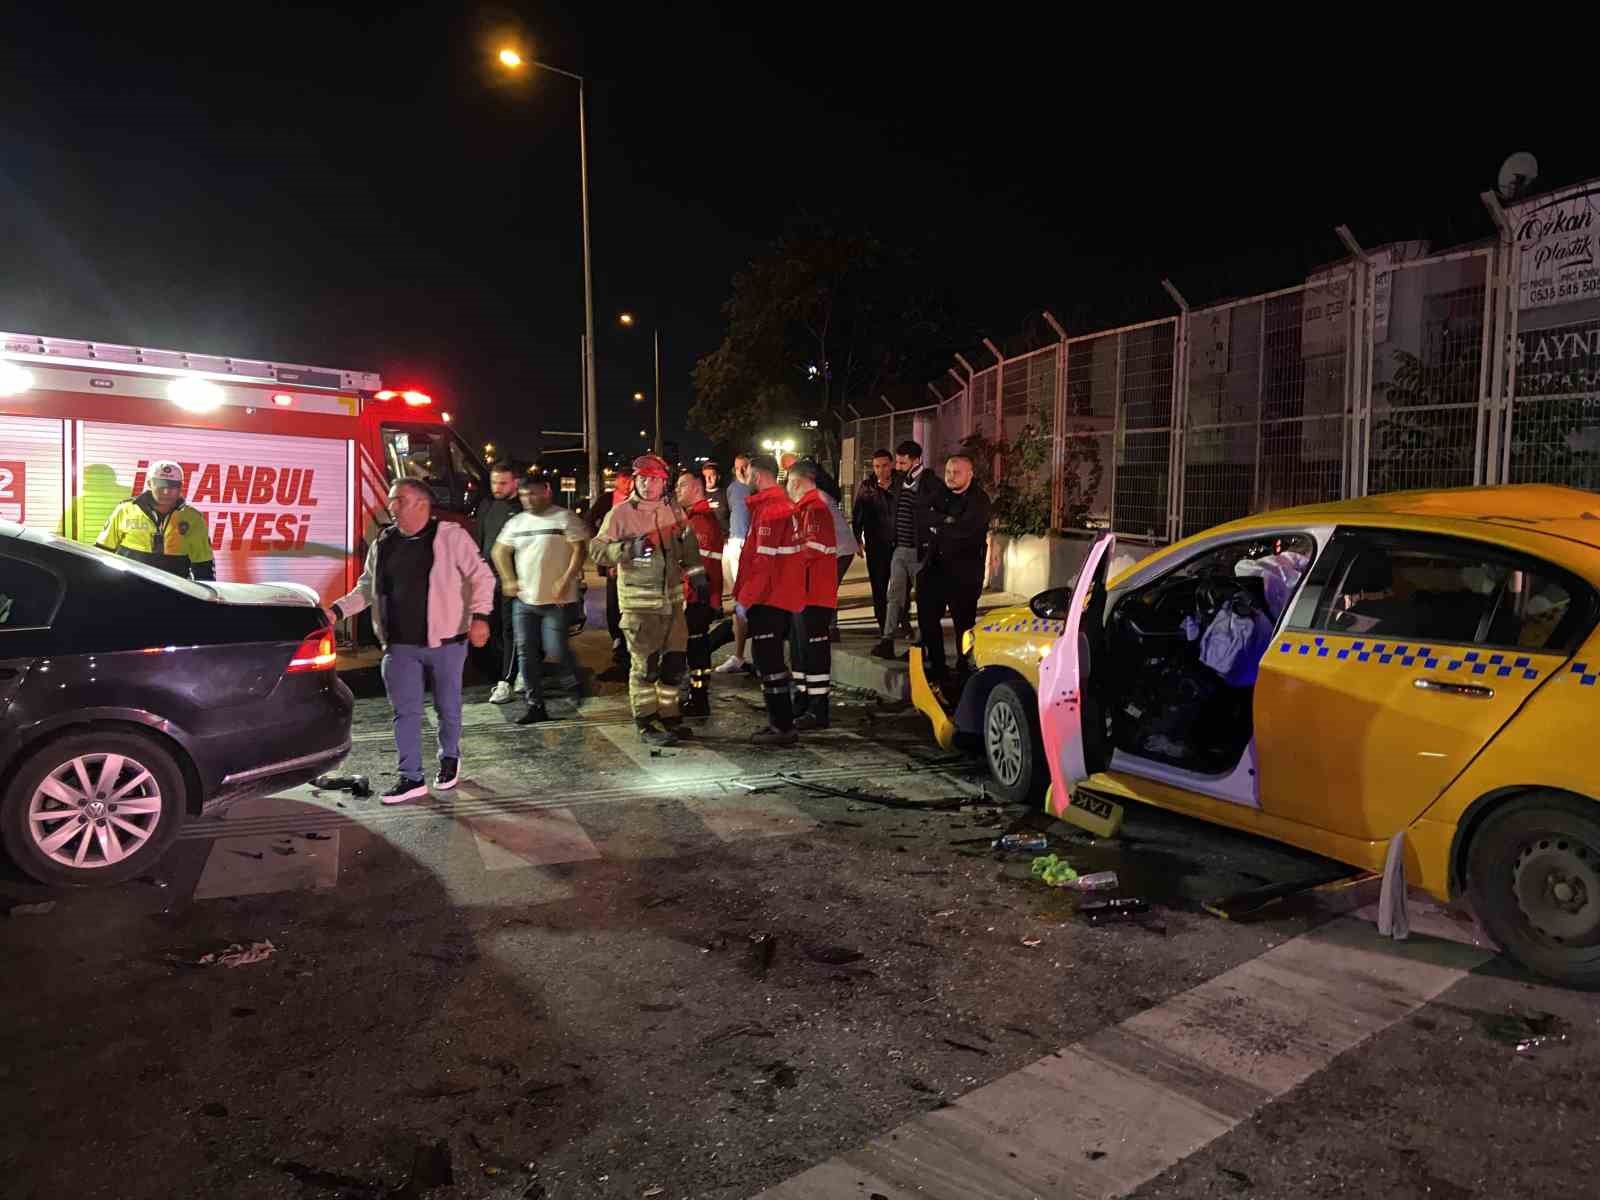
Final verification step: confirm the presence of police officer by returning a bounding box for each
[96,460,216,580]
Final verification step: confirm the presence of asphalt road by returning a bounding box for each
[1,620,1595,1200]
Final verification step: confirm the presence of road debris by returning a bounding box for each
[1081,898,1150,924]
[942,1038,990,1056]
[1201,869,1368,920]
[803,944,863,965]
[228,849,265,861]
[702,1021,775,1046]
[745,932,778,976]
[269,843,296,857]
[199,940,277,967]
[994,832,1049,853]
[1030,854,1079,887]
[1480,1009,1568,1053]
[1073,870,1119,892]
[312,772,371,798]
[1021,937,1043,948]
[199,1101,228,1117]
[302,831,333,841]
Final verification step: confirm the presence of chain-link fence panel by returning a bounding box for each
[1115,321,1177,540]
[1505,306,1600,491]
[971,367,999,444]
[1257,279,1348,513]
[1366,251,1490,495]
[1182,296,1265,537]
[1062,331,1119,531]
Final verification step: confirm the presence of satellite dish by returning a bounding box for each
[1497,151,1539,202]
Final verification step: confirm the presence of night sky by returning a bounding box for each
[2,6,1588,463]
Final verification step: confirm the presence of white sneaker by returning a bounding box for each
[713,656,745,674]
[488,681,516,704]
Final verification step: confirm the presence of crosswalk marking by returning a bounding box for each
[462,807,602,871]
[754,917,1490,1200]
[682,793,817,842]
[192,830,341,900]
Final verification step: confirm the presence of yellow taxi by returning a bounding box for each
[1023,484,1600,985]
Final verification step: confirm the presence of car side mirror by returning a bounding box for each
[1030,586,1072,620]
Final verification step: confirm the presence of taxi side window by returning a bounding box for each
[1301,535,1582,652]
[0,556,64,629]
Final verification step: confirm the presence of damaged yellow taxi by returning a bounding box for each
[922,484,1600,985]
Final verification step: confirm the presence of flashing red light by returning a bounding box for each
[374,389,398,401]
[286,630,337,673]
[272,392,294,406]
[402,390,433,407]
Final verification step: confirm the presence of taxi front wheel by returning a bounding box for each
[1467,792,1600,989]
[984,682,1045,806]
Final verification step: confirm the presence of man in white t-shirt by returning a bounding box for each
[492,471,591,724]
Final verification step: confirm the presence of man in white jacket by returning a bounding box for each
[327,480,495,804]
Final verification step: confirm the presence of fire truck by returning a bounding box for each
[0,332,487,601]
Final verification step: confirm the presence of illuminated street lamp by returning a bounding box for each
[618,311,661,455]
[632,391,645,402]
[496,44,598,503]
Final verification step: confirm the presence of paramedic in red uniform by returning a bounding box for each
[732,455,804,746]
[675,470,724,719]
[787,460,839,730]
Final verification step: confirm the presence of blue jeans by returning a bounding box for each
[381,640,468,780]
[514,600,579,703]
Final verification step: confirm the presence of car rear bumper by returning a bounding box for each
[204,737,352,812]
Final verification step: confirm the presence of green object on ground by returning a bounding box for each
[1030,854,1079,887]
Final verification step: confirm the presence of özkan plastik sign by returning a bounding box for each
[78,421,350,594]
[1513,179,1600,311]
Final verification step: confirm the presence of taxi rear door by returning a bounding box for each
[1255,528,1582,842]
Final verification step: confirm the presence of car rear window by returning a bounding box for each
[20,529,214,600]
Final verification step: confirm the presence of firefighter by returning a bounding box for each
[590,454,707,747]
[787,459,838,730]
[732,454,805,746]
[95,460,216,580]
[675,469,724,719]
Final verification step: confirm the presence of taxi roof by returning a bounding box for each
[1263,485,1600,550]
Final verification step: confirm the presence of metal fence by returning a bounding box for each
[839,230,1600,541]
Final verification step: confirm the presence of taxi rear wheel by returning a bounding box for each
[1467,792,1600,988]
[984,682,1044,806]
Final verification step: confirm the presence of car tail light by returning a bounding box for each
[286,630,337,673]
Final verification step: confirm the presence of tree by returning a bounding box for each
[957,401,1105,538]
[690,219,949,456]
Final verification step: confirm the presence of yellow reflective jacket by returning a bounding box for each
[96,495,216,580]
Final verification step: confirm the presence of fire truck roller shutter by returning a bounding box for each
[0,416,66,533]
[76,421,352,595]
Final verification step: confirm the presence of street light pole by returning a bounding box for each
[652,327,662,456]
[499,49,599,506]
[577,76,599,506]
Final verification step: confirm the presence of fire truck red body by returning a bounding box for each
[0,332,487,600]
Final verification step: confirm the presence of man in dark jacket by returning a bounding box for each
[851,448,897,636]
[476,462,525,704]
[871,439,945,660]
[917,453,991,688]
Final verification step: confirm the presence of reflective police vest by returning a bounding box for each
[96,495,217,580]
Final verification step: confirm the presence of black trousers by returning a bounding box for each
[917,563,981,677]
[685,601,715,698]
[747,604,796,731]
[798,605,832,714]
[865,546,892,634]
[499,593,532,682]
[605,572,626,664]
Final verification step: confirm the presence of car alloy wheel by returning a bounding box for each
[987,702,1024,788]
[1513,832,1600,947]
[28,752,165,870]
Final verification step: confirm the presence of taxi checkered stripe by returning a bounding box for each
[980,619,1066,635]
[1275,636,1545,681]
[1572,661,1597,687]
